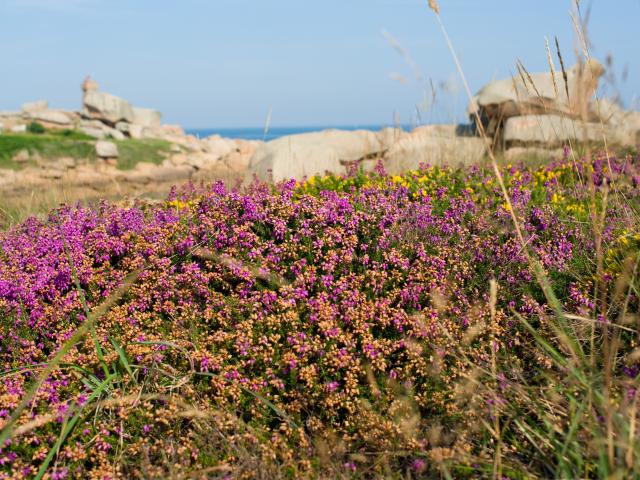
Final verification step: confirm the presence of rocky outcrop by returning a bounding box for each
[469,60,605,138]
[384,130,486,173]
[132,107,161,127]
[467,59,640,159]
[246,125,485,182]
[28,110,76,128]
[247,129,385,182]
[78,77,165,139]
[0,127,262,201]
[503,114,634,146]
[83,91,135,125]
[21,100,48,114]
[79,119,125,140]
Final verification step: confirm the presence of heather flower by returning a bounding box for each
[0,155,636,478]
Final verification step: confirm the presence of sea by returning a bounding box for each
[185,125,412,142]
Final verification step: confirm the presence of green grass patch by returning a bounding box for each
[0,133,172,171]
[115,138,172,170]
[0,132,95,169]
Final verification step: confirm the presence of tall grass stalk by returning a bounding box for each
[427,0,640,477]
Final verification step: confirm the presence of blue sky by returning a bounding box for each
[0,0,637,128]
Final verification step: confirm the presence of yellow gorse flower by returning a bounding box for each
[167,200,193,209]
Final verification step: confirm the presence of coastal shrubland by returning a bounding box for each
[1,151,639,478]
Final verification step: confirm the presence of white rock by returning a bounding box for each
[80,118,108,129]
[21,100,48,114]
[83,91,134,125]
[80,127,107,139]
[376,127,408,149]
[504,147,564,162]
[200,135,235,158]
[468,60,605,138]
[383,132,486,173]
[56,157,77,169]
[95,141,119,158]
[132,107,161,127]
[247,129,383,182]
[168,153,188,166]
[82,125,125,141]
[141,124,185,141]
[133,161,158,172]
[12,149,30,163]
[115,122,130,134]
[469,60,604,117]
[28,110,73,126]
[410,124,475,138]
[108,129,126,141]
[220,151,252,174]
[128,124,144,139]
[39,168,65,179]
[503,114,631,145]
[186,153,220,170]
[11,125,27,133]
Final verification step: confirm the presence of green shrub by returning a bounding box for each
[26,122,46,134]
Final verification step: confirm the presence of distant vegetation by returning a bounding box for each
[115,138,172,170]
[0,130,171,170]
[0,132,96,169]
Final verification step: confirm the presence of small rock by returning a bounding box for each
[30,152,43,164]
[95,141,119,158]
[107,129,126,141]
[168,153,188,166]
[141,124,185,141]
[81,127,107,139]
[11,125,27,133]
[221,151,251,174]
[21,100,49,114]
[12,149,30,163]
[170,144,182,153]
[133,161,158,172]
[132,107,161,127]
[56,157,77,169]
[80,118,108,129]
[0,168,17,185]
[115,122,130,134]
[128,124,144,139]
[39,168,65,179]
[28,110,73,126]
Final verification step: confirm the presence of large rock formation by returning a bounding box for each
[28,110,76,128]
[80,77,162,135]
[504,114,636,146]
[83,91,135,125]
[21,100,48,114]
[384,129,486,174]
[132,107,162,128]
[468,60,605,139]
[246,125,485,182]
[247,129,385,182]
[467,59,640,158]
